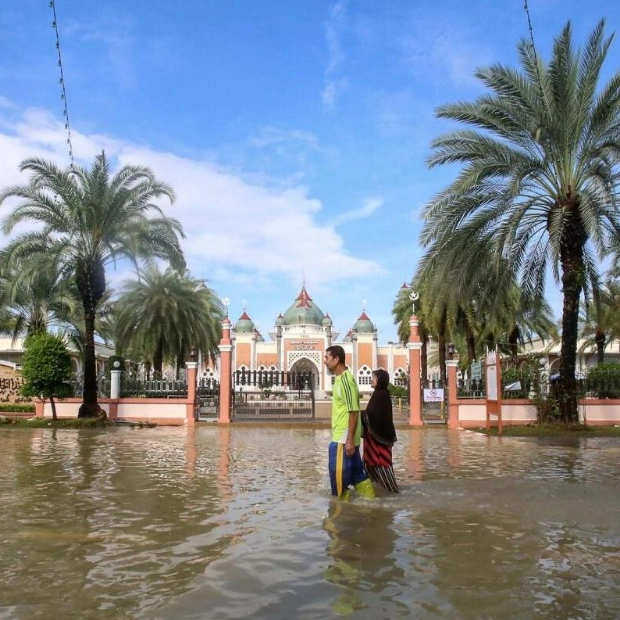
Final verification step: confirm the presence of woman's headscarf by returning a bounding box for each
[362,368,397,445]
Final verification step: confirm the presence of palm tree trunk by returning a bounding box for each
[421,337,428,383]
[466,321,476,365]
[78,306,102,418]
[153,341,164,377]
[508,325,520,361]
[76,259,106,419]
[557,208,587,423]
[438,334,447,384]
[595,329,605,364]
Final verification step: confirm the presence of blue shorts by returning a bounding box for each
[328,442,368,496]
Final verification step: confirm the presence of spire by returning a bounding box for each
[295,285,313,309]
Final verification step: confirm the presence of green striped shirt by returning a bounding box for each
[331,369,361,445]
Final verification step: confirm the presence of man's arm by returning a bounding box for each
[346,411,358,456]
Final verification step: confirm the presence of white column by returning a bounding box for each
[110,369,121,399]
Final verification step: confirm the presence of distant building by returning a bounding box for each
[201,285,410,395]
[0,337,113,377]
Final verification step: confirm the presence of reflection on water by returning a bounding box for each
[0,427,619,619]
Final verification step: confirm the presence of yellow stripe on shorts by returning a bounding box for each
[336,443,344,496]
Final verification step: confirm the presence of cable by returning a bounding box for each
[49,0,75,170]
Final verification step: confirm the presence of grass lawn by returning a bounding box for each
[473,423,620,437]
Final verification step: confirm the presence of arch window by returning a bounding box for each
[358,365,373,385]
[201,368,216,380]
[393,367,407,387]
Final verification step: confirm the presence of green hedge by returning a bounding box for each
[586,363,620,399]
[0,403,36,413]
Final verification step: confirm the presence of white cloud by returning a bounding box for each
[322,0,349,110]
[331,197,383,227]
[0,105,384,294]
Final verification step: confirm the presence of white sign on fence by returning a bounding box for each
[471,361,482,380]
[424,388,444,402]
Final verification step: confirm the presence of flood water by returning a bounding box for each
[1,425,619,620]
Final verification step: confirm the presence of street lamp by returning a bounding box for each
[447,343,456,359]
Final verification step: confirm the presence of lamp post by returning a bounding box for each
[447,342,456,360]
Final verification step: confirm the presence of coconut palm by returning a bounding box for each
[0,152,185,417]
[114,264,224,377]
[421,21,620,421]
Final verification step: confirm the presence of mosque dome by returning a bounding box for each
[234,311,255,333]
[321,313,333,328]
[282,286,325,326]
[352,311,375,334]
[275,313,285,327]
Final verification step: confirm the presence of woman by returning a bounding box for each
[362,368,399,493]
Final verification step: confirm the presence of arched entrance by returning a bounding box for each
[290,357,319,389]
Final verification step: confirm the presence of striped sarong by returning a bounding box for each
[362,433,399,493]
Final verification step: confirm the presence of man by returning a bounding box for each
[324,345,375,500]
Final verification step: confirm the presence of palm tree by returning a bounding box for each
[114,264,224,377]
[421,21,620,422]
[0,152,185,417]
[579,277,620,363]
[0,256,74,343]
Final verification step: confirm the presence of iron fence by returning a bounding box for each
[233,389,315,420]
[232,369,315,419]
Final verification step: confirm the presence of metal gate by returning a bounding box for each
[232,369,315,420]
[196,378,219,421]
[422,379,447,424]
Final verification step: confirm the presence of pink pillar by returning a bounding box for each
[35,400,44,418]
[446,359,459,429]
[218,318,233,424]
[185,362,197,425]
[407,315,423,426]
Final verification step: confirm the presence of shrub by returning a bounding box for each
[585,363,620,399]
[21,333,74,420]
[0,403,36,413]
[388,383,408,399]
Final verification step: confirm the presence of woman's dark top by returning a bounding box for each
[362,368,397,446]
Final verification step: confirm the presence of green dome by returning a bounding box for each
[352,311,375,333]
[234,311,255,333]
[275,313,285,327]
[321,314,333,328]
[282,286,325,326]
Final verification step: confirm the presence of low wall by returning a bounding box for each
[579,399,620,425]
[456,398,620,427]
[32,395,620,427]
[36,397,192,426]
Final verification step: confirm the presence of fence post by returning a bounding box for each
[407,314,423,425]
[185,361,198,425]
[446,359,459,429]
[218,318,233,424]
[109,369,121,420]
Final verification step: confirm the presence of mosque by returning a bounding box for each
[202,285,410,395]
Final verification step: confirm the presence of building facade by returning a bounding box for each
[201,285,409,395]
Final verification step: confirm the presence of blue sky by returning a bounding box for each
[1,0,620,343]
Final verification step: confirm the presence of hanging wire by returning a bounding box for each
[523,0,550,122]
[49,0,75,170]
